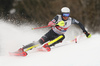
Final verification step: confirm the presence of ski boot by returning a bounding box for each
[37,43,51,52]
[17,48,27,56]
[9,48,27,56]
[42,43,51,52]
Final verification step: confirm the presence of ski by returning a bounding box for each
[9,51,27,56]
[9,35,84,56]
[36,47,50,52]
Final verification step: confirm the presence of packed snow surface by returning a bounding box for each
[0,20,100,66]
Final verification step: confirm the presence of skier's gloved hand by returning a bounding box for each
[56,21,65,27]
[84,32,91,38]
[48,21,56,27]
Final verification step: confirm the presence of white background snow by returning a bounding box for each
[0,20,100,66]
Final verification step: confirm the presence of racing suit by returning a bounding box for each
[39,15,88,46]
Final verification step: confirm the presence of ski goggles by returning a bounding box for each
[62,13,70,17]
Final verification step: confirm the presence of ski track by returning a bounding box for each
[0,20,100,66]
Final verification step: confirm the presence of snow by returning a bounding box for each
[9,9,16,14]
[0,20,100,66]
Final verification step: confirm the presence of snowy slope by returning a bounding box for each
[0,20,100,66]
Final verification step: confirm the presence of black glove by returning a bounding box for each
[84,31,91,38]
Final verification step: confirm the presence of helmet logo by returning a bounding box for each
[61,7,70,13]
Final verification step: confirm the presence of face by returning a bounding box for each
[62,13,70,20]
[62,16,69,20]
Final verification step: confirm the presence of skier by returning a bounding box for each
[11,7,91,56]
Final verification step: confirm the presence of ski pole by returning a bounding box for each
[32,26,50,30]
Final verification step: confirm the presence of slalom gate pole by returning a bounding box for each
[32,26,50,30]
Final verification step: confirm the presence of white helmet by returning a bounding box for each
[61,7,70,13]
